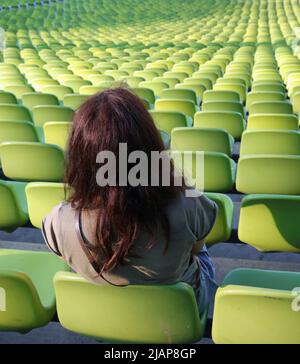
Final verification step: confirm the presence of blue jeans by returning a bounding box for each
[197,245,218,315]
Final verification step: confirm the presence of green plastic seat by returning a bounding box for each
[41,85,73,101]
[0,104,32,122]
[183,77,212,90]
[240,130,300,155]
[0,249,68,333]
[0,92,17,104]
[43,122,71,150]
[252,82,286,94]
[149,110,188,133]
[160,88,198,105]
[139,81,169,97]
[32,106,74,126]
[204,193,233,245]
[4,85,35,100]
[0,142,64,182]
[236,155,300,194]
[247,114,299,130]
[170,151,236,192]
[154,77,180,88]
[163,71,189,82]
[201,101,245,118]
[131,87,155,105]
[54,271,207,344]
[22,92,60,111]
[213,83,246,103]
[171,127,234,156]
[0,119,39,144]
[203,90,240,103]
[0,180,28,231]
[238,194,300,252]
[194,111,245,140]
[175,83,206,99]
[25,182,66,228]
[63,94,89,110]
[249,101,293,115]
[212,268,300,344]
[155,99,197,119]
[246,91,286,111]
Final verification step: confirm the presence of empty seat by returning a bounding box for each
[160,88,198,105]
[236,155,300,194]
[0,249,68,332]
[238,194,300,252]
[201,101,245,118]
[0,120,39,144]
[0,180,28,231]
[54,271,207,344]
[246,92,286,111]
[26,182,66,228]
[43,122,71,150]
[213,83,246,103]
[212,268,300,344]
[155,99,197,119]
[203,90,240,103]
[247,114,299,130]
[0,142,64,182]
[171,128,234,156]
[22,92,60,111]
[249,101,293,115]
[63,94,89,110]
[32,106,74,126]
[0,104,32,122]
[204,193,233,245]
[131,87,155,105]
[149,111,188,133]
[240,130,300,155]
[194,111,245,140]
[0,91,17,104]
[171,151,236,192]
[139,81,169,97]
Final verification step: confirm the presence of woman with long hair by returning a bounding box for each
[42,87,218,314]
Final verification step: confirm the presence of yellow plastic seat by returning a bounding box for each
[212,268,300,344]
[247,114,299,130]
[32,106,74,126]
[43,122,71,150]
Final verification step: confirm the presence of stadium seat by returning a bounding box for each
[0,142,64,182]
[194,111,245,139]
[171,127,234,156]
[247,114,299,130]
[43,122,71,150]
[155,99,197,119]
[240,130,300,155]
[32,106,74,126]
[238,194,300,252]
[201,101,245,118]
[0,249,68,332]
[0,104,32,122]
[236,155,300,194]
[202,90,240,103]
[131,87,155,105]
[22,93,60,111]
[25,182,66,228]
[246,91,286,111]
[149,111,189,133]
[54,271,207,344]
[0,180,28,231]
[212,268,300,344]
[160,88,198,105]
[0,91,17,104]
[249,101,293,115]
[0,121,39,143]
[63,94,89,110]
[170,151,236,192]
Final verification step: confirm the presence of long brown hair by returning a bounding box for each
[65,87,185,273]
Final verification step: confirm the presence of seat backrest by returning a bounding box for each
[203,90,240,103]
[247,114,298,130]
[149,110,187,134]
[171,127,233,156]
[240,130,300,155]
[160,88,198,104]
[139,81,169,97]
[0,104,32,122]
[155,99,197,118]
[0,120,39,143]
[54,271,204,344]
[43,122,71,150]
[63,94,89,110]
[236,155,300,194]
[0,142,64,182]
[238,195,300,252]
[249,101,293,115]
[246,91,285,111]
[194,111,245,140]
[0,91,17,104]
[22,92,59,110]
[32,105,74,126]
[201,100,244,117]
[26,182,66,228]
[131,87,155,105]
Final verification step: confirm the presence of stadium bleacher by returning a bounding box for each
[0,0,300,344]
